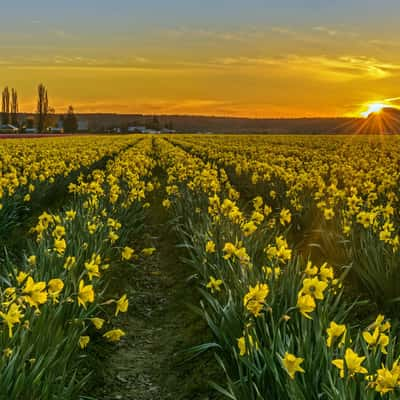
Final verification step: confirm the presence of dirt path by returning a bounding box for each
[93,203,222,400]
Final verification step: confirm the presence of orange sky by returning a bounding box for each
[2,1,400,117]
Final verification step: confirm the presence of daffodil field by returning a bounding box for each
[1,134,400,399]
[0,136,156,399]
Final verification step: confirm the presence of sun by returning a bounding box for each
[360,102,387,118]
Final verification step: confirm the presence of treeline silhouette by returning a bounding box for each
[1,84,78,133]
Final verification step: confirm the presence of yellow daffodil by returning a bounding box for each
[22,277,47,308]
[90,317,105,329]
[243,283,269,317]
[103,329,125,342]
[47,278,64,303]
[297,294,316,319]
[121,246,134,261]
[141,247,156,256]
[206,276,223,293]
[326,321,346,348]
[282,352,305,379]
[79,336,90,349]
[237,334,257,356]
[0,303,23,337]
[64,256,76,270]
[301,277,328,300]
[77,280,94,309]
[332,348,368,378]
[205,241,216,253]
[115,294,129,316]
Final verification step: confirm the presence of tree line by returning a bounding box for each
[1,83,78,133]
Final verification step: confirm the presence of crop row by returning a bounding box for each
[158,135,400,399]
[0,137,156,399]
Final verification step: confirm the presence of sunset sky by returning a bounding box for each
[2,0,400,117]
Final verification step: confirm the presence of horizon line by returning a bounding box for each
[13,111,363,121]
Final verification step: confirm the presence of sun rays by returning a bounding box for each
[360,103,388,118]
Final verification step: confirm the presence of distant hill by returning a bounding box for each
[16,111,400,134]
[78,114,361,134]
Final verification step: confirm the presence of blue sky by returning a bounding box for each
[2,1,400,37]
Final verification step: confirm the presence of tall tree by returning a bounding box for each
[10,88,18,127]
[36,83,48,133]
[63,105,78,133]
[2,87,10,125]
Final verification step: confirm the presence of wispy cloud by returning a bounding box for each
[53,55,99,65]
[2,51,399,83]
[312,26,337,36]
[312,26,359,38]
[43,98,237,116]
[163,27,264,42]
[368,39,400,48]
[53,29,75,39]
[52,55,149,66]
[382,97,400,107]
[304,55,399,79]
[0,54,152,69]
[214,54,400,80]
[295,55,399,80]
[272,25,359,43]
[270,26,333,44]
[270,26,299,38]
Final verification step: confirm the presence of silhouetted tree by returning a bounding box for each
[36,83,49,133]
[63,105,78,133]
[11,88,18,127]
[2,87,10,125]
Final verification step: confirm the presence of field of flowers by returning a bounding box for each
[0,136,156,399]
[1,134,400,399]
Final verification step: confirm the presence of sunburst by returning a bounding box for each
[360,102,387,118]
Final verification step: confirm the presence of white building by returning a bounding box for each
[47,127,64,133]
[128,126,146,133]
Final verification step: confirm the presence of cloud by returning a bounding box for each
[42,98,237,116]
[312,26,359,38]
[51,55,150,66]
[214,54,400,81]
[272,25,360,43]
[271,27,298,37]
[53,30,74,39]
[135,57,149,64]
[312,26,337,36]
[312,56,400,79]
[53,55,99,65]
[163,27,264,42]
[368,39,400,48]
[2,51,399,83]
[382,97,400,107]
[270,26,333,44]
[164,25,360,46]
[44,97,324,118]
[0,54,152,69]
